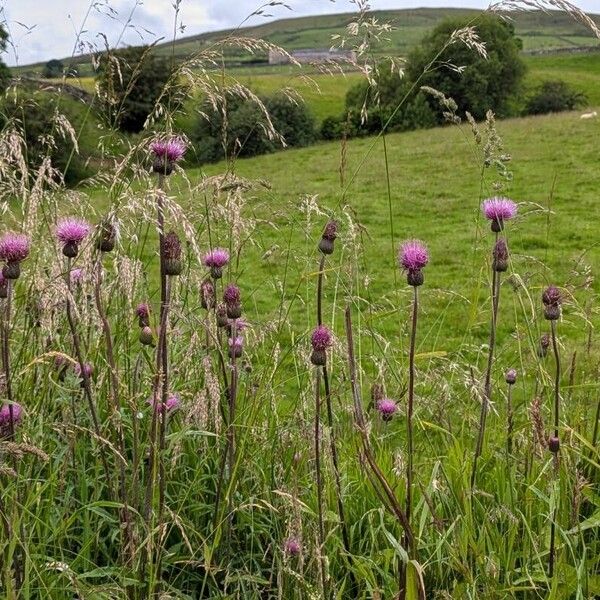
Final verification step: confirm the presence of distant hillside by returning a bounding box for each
[18,7,600,76]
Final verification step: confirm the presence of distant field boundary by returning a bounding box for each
[523,44,600,56]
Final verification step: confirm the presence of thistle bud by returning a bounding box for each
[318,220,338,255]
[310,325,332,366]
[200,279,215,310]
[163,231,183,276]
[505,369,517,385]
[492,238,509,273]
[216,304,228,328]
[538,333,550,358]
[548,436,560,453]
[223,284,242,319]
[542,285,561,321]
[97,219,117,253]
[228,336,243,359]
[139,326,155,346]
[135,303,150,328]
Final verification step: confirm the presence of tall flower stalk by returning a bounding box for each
[543,285,562,578]
[398,239,428,598]
[471,197,517,489]
[0,231,30,591]
[316,221,355,584]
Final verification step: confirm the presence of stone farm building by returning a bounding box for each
[268,48,356,65]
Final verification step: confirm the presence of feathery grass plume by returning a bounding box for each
[56,217,92,258]
[202,248,230,279]
[472,199,517,489]
[545,285,563,579]
[0,233,30,280]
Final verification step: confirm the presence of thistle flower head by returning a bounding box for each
[482,197,517,231]
[0,232,30,263]
[223,284,241,306]
[399,240,429,271]
[73,362,93,380]
[0,402,23,427]
[492,238,509,272]
[135,303,150,319]
[505,369,517,385]
[322,220,338,241]
[377,398,397,421]
[542,285,561,307]
[150,138,186,163]
[228,336,243,358]
[163,231,182,261]
[202,248,230,269]
[148,393,181,414]
[311,325,332,351]
[56,218,91,245]
[70,268,84,285]
[283,537,301,556]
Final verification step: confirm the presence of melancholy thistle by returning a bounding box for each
[492,238,509,273]
[202,248,230,280]
[136,303,151,328]
[223,284,242,319]
[70,268,84,286]
[163,231,183,276]
[542,285,562,321]
[56,217,92,258]
[73,362,93,386]
[0,232,30,280]
[0,402,23,437]
[150,137,186,176]
[482,197,518,232]
[310,325,332,366]
[139,326,155,347]
[505,369,517,385]
[96,218,117,253]
[318,220,338,255]
[216,303,229,328]
[228,336,243,359]
[148,393,181,414]
[399,240,429,287]
[377,398,398,422]
[200,279,215,310]
[283,537,301,557]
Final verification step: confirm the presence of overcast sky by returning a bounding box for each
[0,0,598,66]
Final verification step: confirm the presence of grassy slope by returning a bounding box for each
[182,109,600,360]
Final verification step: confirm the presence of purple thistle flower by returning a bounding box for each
[227,318,249,335]
[56,218,92,245]
[148,393,181,414]
[319,220,338,254]
[0,402,23,427]
[505,369,517,385]
[542,285,562,321]
[311,325,332,351]
[70,268,84,285]
[73,362,93,380]
[283,537,301,557]
[0,232,30,263]
[135,303,150,327]
[399,240,429,286]
[228,336,243,359]
[482,197,517,232]
[223,283,242,318]
[203,248,230,279]
[150,138,186,163]
[377,398,397,422]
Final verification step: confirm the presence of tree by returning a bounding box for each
[96,46,172,133]
[524,80,586,115]
[43,59,64,78]
[408,14,525,120]
[0,25,11,92]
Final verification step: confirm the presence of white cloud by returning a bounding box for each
[0,0,598,66]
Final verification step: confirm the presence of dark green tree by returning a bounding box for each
[42,59,64,78]
[0,25,11,92]
[524,80,586,115]
[408,14,525,120]
[96,46,172,132]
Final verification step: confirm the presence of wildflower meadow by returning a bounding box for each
[0,0,600,599]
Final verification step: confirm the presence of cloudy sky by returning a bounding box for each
[0,0,598,66]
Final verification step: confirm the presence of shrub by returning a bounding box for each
[96,46,172,133]
[0,25,11,93]
[193,92,316,163]
[524,80,586,115]
[408,14,526,121]
[42,59,64,78]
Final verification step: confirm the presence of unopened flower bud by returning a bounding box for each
[223,284,242,319]
[538,333,550,358]
[97,219,117,252]
[318,220,338,255]
[548,436,560,453]
[542,286,561,321]
[505,369,517,385]
[492,238,509,272]
[216,304,228,328]
[139,326,155,346]
[163,232,183,276]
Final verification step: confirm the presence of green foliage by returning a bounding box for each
[42,59,64,78]
[193,92,317,163]
[0,25,11,92]
[524,79,587,115]
[96,46,172,133]
[408,14,526,120]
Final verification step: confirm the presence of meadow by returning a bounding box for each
[1,4,600,600]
